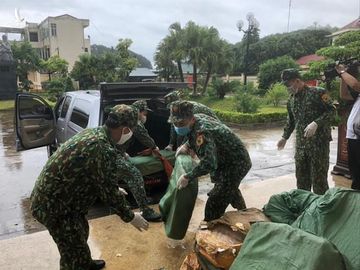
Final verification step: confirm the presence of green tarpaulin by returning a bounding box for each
[264,188,360,270]
[230,222,346,270]
[159,155,198,240]
[129,150,175,176]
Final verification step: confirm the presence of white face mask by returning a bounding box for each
[117,128,133,145]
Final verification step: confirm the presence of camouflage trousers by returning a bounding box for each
[32,209,92,270]
[118,159,148,210]
[295,143,330,195]
[205,161,251,221]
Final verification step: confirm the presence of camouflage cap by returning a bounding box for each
[107,104,138,129]
[132,100,152,112]
[281,68,301,85]
[168,100,194,123]
[164,91,180,105]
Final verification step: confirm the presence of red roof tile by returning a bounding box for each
[296,54,325,65]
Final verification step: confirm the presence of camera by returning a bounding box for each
[324,58,360,82]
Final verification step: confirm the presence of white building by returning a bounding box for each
[0,14,90,90]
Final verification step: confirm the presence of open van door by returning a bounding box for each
[15,93,56,151]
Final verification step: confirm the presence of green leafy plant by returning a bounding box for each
[265,83,288,107]
[235,92,260,113]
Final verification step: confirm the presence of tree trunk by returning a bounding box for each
[202,65,212,96]
[177,61,184,82]
[192,62,197,95]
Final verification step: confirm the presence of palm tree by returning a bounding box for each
[154,40,177,81]
[168,22,186,82]
[183,21,207,95]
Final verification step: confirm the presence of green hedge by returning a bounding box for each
[214,109,287,125]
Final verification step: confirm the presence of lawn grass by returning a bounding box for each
[190,96,287,114]
[0,100,15,111]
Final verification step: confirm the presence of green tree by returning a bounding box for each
[265,83,288,107]
[233,27,260,75]
[168,22,186,82]
[91,44,152,69]
[235,92,260,113]
[154,39,177,81]
[233,29,331,76]
[211,77,239,99]
[71,38,138,88]
[40,55,68,81]
[11,41,41,91]
[70,54,98,89]
[305,31,360,103]
[115,38,138,80]
[201,31,233,95]
[258,55,298,91]
[182,21,207,95]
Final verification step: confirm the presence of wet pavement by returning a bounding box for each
[0,110,339,240]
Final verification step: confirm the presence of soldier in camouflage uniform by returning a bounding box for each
[116,100,162,221]
[30,104,149,270]
[168,101,252,221]
[164,91,220,151]
[277,69,335,195]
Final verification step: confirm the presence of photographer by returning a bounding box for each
[336,64,360,190]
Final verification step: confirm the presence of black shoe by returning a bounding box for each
[142,207,162,222]
[90,259,106,270]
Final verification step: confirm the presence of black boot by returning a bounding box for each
[141,207,162,222]
[89,259,106,270]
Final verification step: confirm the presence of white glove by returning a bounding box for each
[130,212,149,232]
[177,174,189,190]
[175,144,189,157]
[304,121,318,138]
[118,187,128,195]
[277,138,287,150]
[124,153,130,160]
[164,144,173,151]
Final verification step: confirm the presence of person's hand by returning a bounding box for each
[175,144,189,157]
[177,174,189,190]
[118,187,128,195]
[304,121,318,138]
[124,153,130,160]
[335,64,346,75]
[277,138,287,150]
[152,147,160,157]
[164,144,173,151]
[130,212,149,232]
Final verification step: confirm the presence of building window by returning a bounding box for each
[51,23,57,37]
[84,48,88,52]
[41,48,50,60]
[29,32,39,42]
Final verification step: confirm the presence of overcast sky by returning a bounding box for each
[0,0,359,63]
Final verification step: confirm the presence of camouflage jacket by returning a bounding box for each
[184,114,251,180]
[169,101,219,146]
[30,126,134,222]
[282,86,335,148]
[117,122,156,155]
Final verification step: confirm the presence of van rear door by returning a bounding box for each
[15,93,56,151]
[99,82,188,107]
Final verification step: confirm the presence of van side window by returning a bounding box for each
[70,108,89,129]
[60,96,72,118]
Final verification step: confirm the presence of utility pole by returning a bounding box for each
[287,0,292,32]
